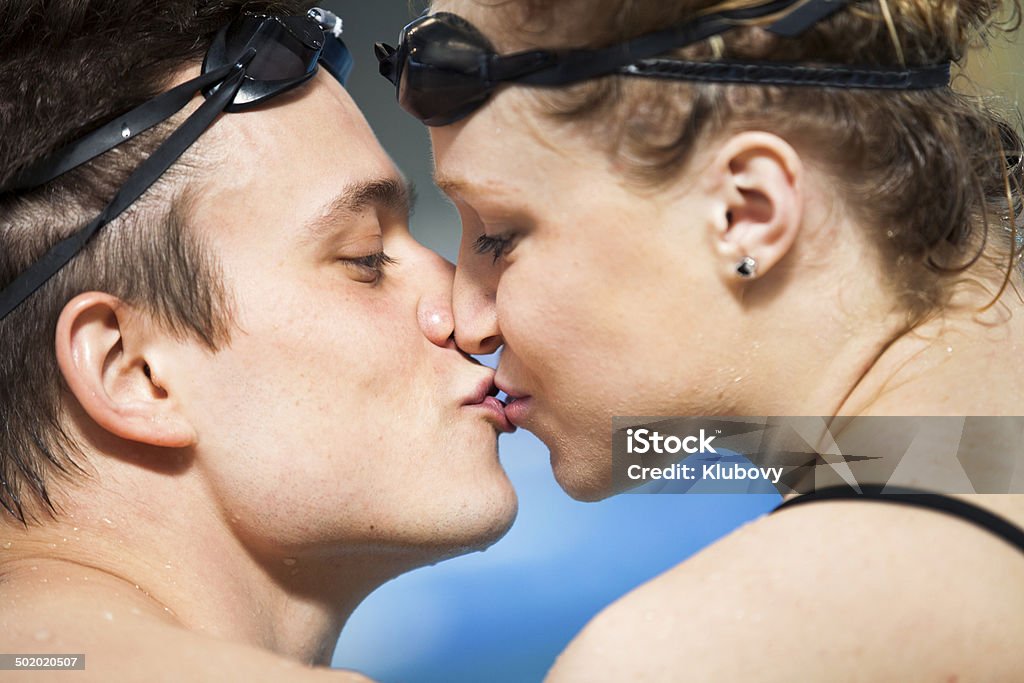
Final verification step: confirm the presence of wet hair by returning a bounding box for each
[468,0,1024,323]
[0,0,310,523]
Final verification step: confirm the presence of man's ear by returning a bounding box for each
[54,292,196,448]
[705,131,804,282]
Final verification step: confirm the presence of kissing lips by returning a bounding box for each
[476,395,515,433]
[463,379,515,433]
[496,378,533,427]
[503,395,532,426]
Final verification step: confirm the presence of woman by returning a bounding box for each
[377,0,1024,679]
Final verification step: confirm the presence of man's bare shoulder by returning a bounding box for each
[1,596,372,683]
[547,497,1024,682]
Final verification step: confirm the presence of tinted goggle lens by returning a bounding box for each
[204,13,352,110]
[378,13,498,126]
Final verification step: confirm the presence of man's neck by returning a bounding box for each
[0,502,397,665]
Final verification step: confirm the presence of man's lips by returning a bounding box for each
[463,378,515,433]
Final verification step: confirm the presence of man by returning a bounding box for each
[0,2,517,680]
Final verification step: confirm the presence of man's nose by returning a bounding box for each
[416,250,456,347]
[453,260,503,355]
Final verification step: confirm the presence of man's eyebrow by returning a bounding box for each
[301,177,416,241]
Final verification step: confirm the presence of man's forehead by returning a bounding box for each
[187,70,402,242]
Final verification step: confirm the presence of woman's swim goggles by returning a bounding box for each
[375,0,952,127]
[0,8,353,320]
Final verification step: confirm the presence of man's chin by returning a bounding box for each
[411,494,519,563]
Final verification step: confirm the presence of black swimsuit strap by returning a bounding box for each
[772,484,1024,555]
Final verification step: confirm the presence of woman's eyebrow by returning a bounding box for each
[301,176,416,242]
[434,173,515,202]
[434,174,466,197]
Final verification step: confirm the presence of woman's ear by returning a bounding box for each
[54,292,197,448]
[706,131,804,283]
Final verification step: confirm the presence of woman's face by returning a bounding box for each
[427,4,747,500]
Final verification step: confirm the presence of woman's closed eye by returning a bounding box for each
[474,233,517,264]
[339,251,397,285]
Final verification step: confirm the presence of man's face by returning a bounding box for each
[172,69,517,561]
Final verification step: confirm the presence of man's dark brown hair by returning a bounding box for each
[0,0,309,523]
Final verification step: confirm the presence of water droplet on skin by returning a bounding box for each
[947,346,953,353]
[72,527,79,532]
[40,578,48,583]
[130,607,141,616]
[29,565,37,571]
[733,376,743,383]
[2,541,11,549]
[101,517,115,527]
[34,628,51,642]
[121,124,131,139]
[886,230,895,239]
[164,563,172,570]
[282,558,297,566]
[103,611,114,621]
[47,543,56,549]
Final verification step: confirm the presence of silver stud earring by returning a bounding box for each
[735,256,758,278]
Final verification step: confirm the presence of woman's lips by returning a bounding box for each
[495,379,532,427]
[502,394,532,427]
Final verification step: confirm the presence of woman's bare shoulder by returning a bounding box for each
[547,497,1024,682]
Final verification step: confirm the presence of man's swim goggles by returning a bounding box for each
[0,8,353,321]
[375,0,952,127]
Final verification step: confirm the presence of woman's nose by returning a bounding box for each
[453,258,503,356]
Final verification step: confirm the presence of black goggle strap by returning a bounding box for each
[619,59,952,90]
[320,35,354,85]
[490,0,815,86]
[766,0,850,37]
[0,51,254,321]
[2,65,236,194]
[497,0,948,91]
